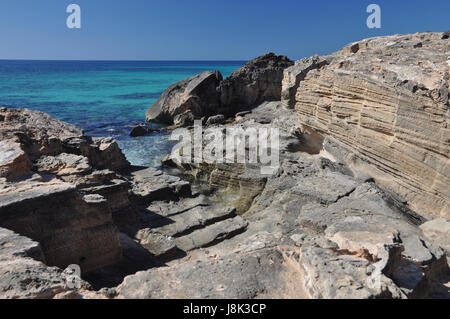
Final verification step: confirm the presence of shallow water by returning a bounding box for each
[0,60,245,167]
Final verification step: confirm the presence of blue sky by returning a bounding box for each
[0,0,448,60]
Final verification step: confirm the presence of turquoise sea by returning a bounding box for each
[0,60,245,167]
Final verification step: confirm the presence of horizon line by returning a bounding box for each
[0,58,250,62]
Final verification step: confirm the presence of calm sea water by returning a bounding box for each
[0,60,245,167]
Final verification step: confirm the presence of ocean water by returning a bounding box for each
[0,60,245,167]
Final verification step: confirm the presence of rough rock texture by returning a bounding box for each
[129,125,156,137]
[281,54,329,109]
[420,219,450,254]
[219,53,294,113]
[292,32,450,219]
[118,247,310,299]
[145,71,223,124]
[0,108,127,272]
[0,227,106,299]
[161,101,449,299]
[145,53,293,125]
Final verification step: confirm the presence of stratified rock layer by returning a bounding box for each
[0,108,127,272]
[293,32,450,219]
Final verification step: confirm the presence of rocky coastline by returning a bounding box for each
[0,31,449,299]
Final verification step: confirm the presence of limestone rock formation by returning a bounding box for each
[162,101,449,298]
[0,108,127,273]
[291,32,450,219]
[0,227,104,299]
[145,71,223,124]
[145,53,293,125]
[281,54,329,109]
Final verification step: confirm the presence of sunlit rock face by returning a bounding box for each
[0,107,126,272]
[293,32,450,219]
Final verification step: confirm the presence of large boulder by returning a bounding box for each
[145,71,223,124]
[218,52,294,114]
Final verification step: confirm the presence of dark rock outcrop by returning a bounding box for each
[145,53,293,125]
[145,71,223,124]
[218,52,294,113]
[129,125,156,137]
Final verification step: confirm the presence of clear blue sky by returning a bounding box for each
[0,0,448,60]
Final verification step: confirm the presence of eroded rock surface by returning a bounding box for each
[1,33,449,299]
[218,53,294,112]
[291,32,450,219]
[145,53,293,125]
[145,71,223,124]
[159,100,449,299]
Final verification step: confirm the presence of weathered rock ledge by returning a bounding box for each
[1,32,449,299]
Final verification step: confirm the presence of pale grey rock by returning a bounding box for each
[420,218,450,254]
[281,54,329,108]
[118,247,306,299]
[174,216,248,251]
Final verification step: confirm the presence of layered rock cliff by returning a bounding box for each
[289,32,449,219]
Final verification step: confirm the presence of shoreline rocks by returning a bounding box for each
[145,71,223,124]
[145,53,293,125]
[1,31,449,299]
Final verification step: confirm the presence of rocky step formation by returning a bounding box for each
[117,167,248,259]
[159,100,449,299]
[0,107,251,295]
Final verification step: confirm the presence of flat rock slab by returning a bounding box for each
[0,177,76,209]
[150,206,237,238]
[420,219,450,254]
[129,167,190,203]
[292,172,359,203]
[146,195,209,218]
[175,216,248,251]
[0,227,45,262]
[118,247,300,299]
[130,231,177,260]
